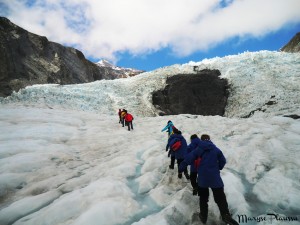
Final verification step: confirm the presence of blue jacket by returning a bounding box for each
[166,135,175,157]
[187,137,203,173]
[179,140,226,188]
[168,134,187,160]
[161,122,174,136]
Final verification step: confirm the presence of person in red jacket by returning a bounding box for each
[124,112,134,131]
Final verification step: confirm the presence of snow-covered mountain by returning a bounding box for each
[95,59,145,79]
[0,51,300,225]
[97,59,115,67]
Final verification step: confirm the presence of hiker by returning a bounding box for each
[124,112,134,131]
[187,134,202,195]
[179,134,239,225]
[162,120,176,151]
[118,109,122,123]
[168,128,190,180]
[161,120,175,137]
[120,109,127,127]
[166,134,176,170]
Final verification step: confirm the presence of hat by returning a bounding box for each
[190,134,198,140]
[173,128,181,134]
[201,134,210,141]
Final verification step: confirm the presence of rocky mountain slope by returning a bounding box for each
[0,17,143,97]
[281,32,300,52]
[0,17,104,97]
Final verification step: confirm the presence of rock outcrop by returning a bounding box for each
[0,17,103,97]
[281,32,300,53]
[152,69,229,116]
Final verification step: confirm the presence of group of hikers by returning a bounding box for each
[118,109,134,131]
[161,120,239,225]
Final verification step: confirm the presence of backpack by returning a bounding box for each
[171,140,182,151]
[121,111,126,118]
[125,114,133,121]
[194,157,202,169]
[170,125,177,135]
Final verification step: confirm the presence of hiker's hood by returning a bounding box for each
[201,140,215,152]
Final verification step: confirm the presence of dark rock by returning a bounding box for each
[242,97,278,118]
[0,17,104,97]
[283,114,300,120]
[242,108,262,118]
[152,70,229,116]
[265,100,276,105]
[281,32,300,53]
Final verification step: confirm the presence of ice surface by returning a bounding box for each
[0,51,300,224]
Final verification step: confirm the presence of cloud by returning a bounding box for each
[2,0,300,62]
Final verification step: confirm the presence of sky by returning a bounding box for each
[1,0,300,71]
[0,51,300,225]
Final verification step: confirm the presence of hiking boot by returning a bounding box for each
[184,172,190,180]
[199,213,207,224]
[193,189,198,196]
[169,165,174,169]
[178,173,182,179]
[222,214,239,225]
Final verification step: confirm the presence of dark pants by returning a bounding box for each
[119,115,122,123]
[127,121,133,131]
[169,156,175,169]
[177,158,189,178]
[121,118,125,127]
[190,172,198,190]
[198,187,230,219]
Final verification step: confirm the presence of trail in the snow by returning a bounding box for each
[120,151,163,225]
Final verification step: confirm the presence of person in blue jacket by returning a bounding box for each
[187,134,202,195]
[179,134,239,225]
[168,128,190,179]
[166,133,176,169]
[162,120,176,152]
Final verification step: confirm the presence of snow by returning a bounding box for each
[96,59,142,75]
[0,51,300,225]
[96,59,115,67]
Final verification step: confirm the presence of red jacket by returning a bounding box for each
[125,113,133,122]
